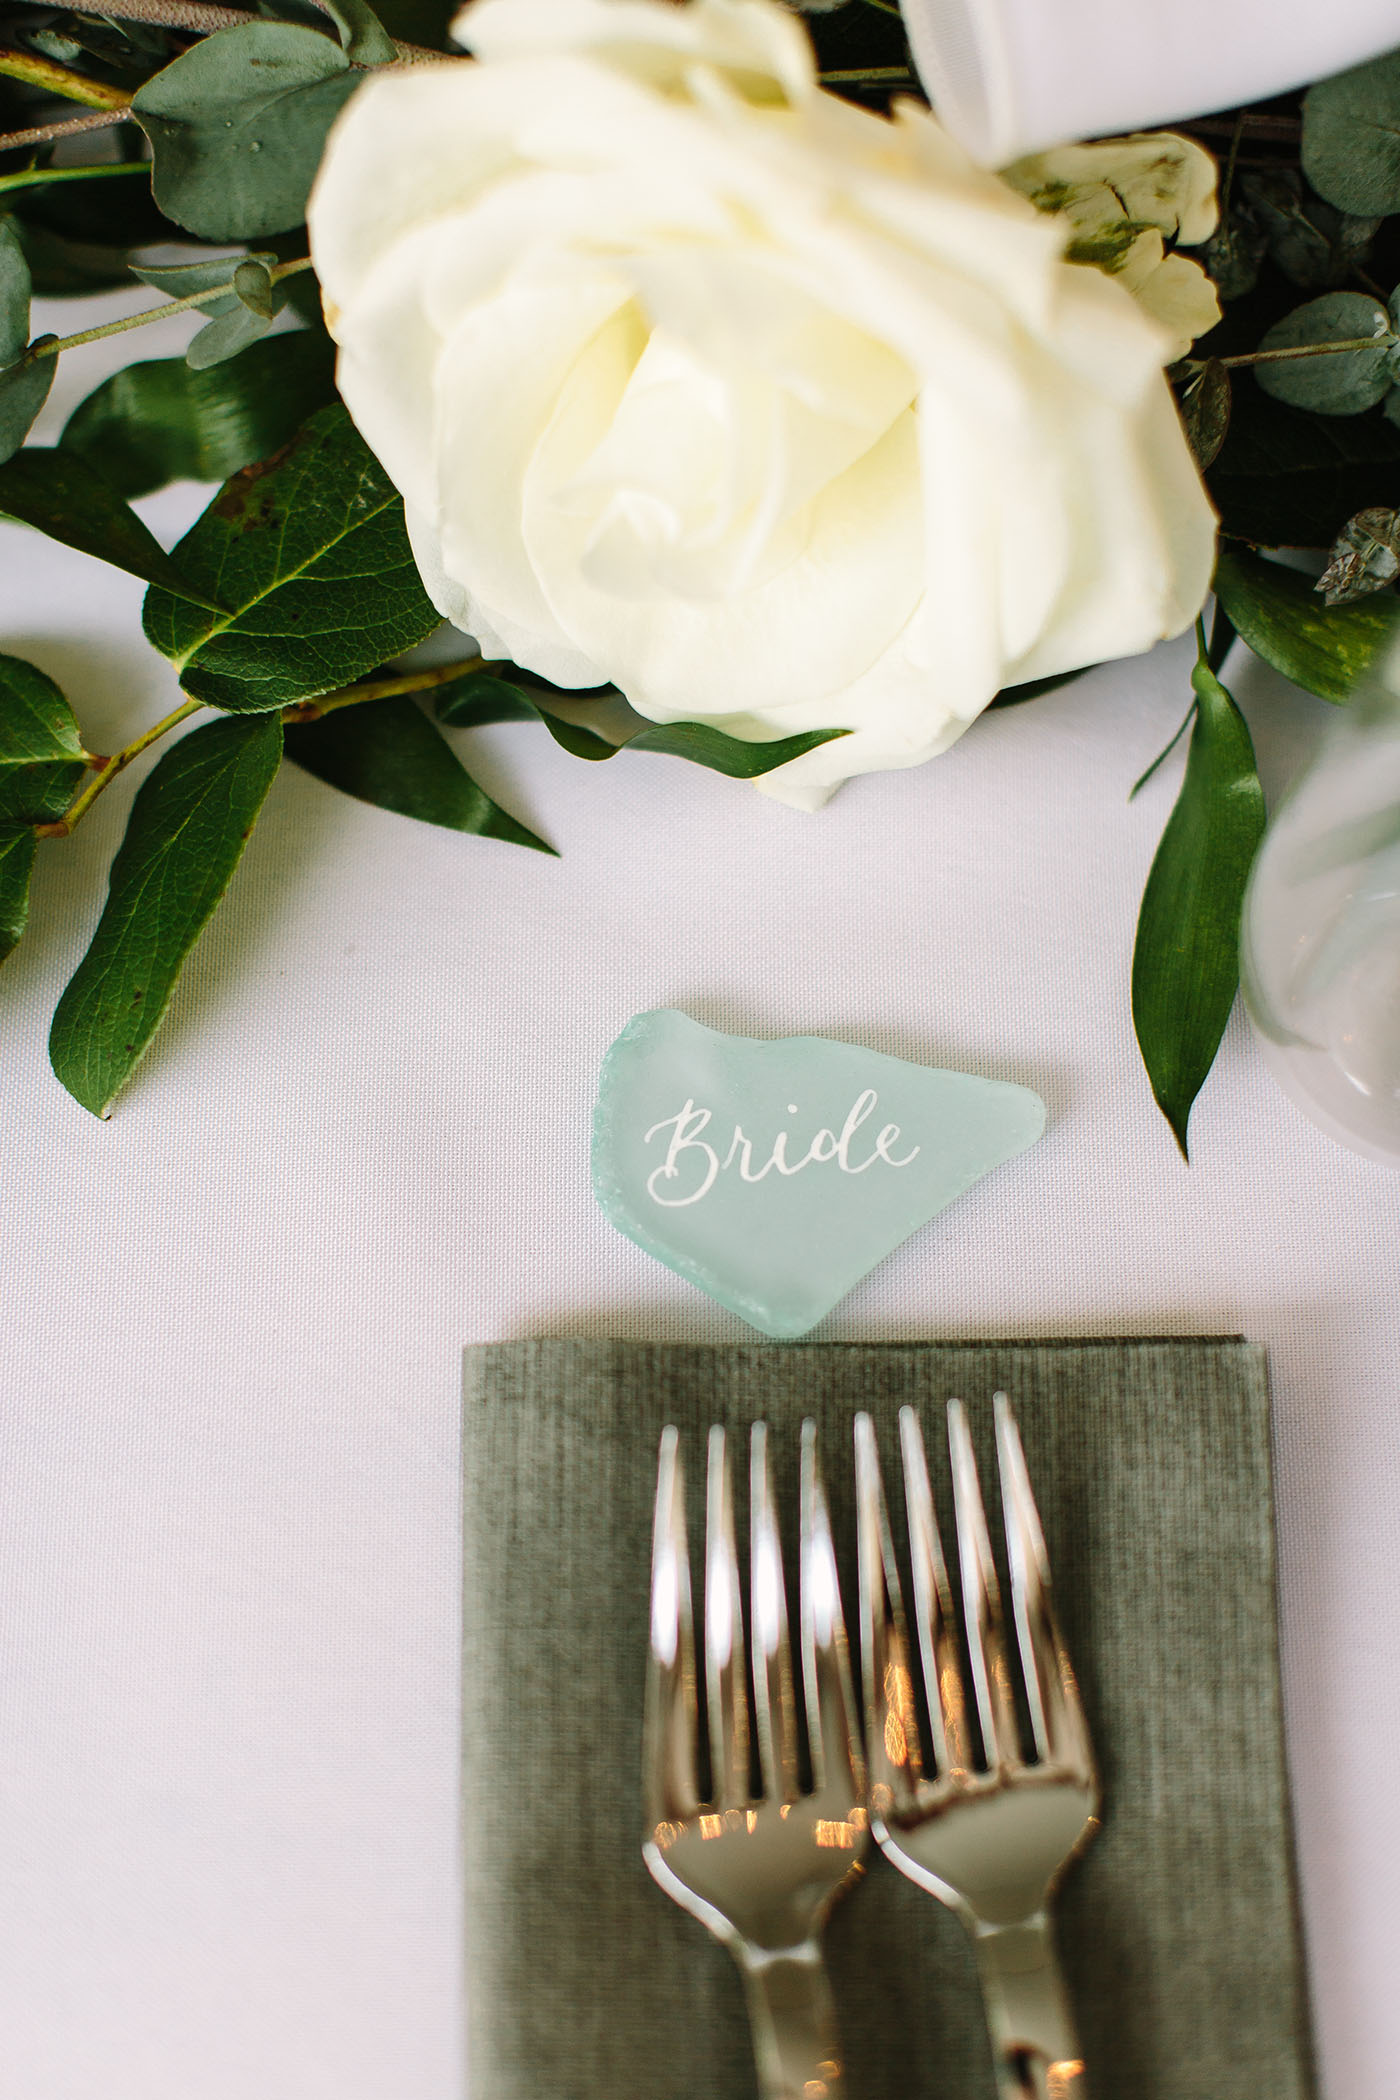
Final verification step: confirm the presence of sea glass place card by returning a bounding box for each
[591,1009,1045,1336]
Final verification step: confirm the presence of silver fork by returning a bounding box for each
[643,1419,868,2100]
[855,1395,1099,2100]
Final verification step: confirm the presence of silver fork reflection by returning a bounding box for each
[643,1420,868,2100]
[855,1396,1099,2100]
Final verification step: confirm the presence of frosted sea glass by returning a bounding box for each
[1242,674,1400,1165]
[591,1009,1046,1338]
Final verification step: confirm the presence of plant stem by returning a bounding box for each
[66,0,443,60]
[29,256,315,359]
[283,655,485,722]
[1218,335,1392,368]
[0,108,129,155]
[67,0,248,28]
[858,0,905,17]
[37,657,487,837]
[0,45,132,107]
[820,67,916,83]
[0,160,149,201]
[1220,108,1246,216]
[35,697,202,837]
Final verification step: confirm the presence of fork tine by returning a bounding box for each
[800,1419,864,1802]
[897,1406,974,1779]
[749,1423,799,1806]
[993,1392,1095,1776]
[643,1425,700,1831]
[705,1425,750,1812]
[855,1413,925,1815]
[946,1399,1021,1774]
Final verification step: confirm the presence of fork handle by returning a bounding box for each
[971,1917,1086,2100]
[736,1943,844,2100]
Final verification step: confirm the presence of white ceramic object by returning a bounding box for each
[899,0,1400,166]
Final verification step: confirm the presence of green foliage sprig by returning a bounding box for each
[0,0,1398,1142]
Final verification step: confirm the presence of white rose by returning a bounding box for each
[308,0,1217,809]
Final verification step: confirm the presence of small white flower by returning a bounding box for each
[1003,133,1223,361]
[309,0,1217,807]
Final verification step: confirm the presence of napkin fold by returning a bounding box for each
[461,1337,1316,2100]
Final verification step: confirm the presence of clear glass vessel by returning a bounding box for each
[1242,662,1400,1165]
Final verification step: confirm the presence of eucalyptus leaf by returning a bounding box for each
[1303,50,1400,216]
[10,219,132,297]
[285,695,555,850]
[143,403,440,711]
[0,449,223,608]
[1212,543,1397,702]
[0,651,86,826]
[132,21,360,241]
[1201,206,1267,302]
[49,712,283,1117]
[1239,168,1380,290]
[131,252,276,306]
[1131,657,1266,1159]
[0,826,37,965]
[1178,359,1231,470]
[357,0,455,42]
[311,0,398,62]
[1255,292,1395,416]
[1207,385,1400,547]
[0,343,53,466]
[0,218,31,365]
[185,301,274,371]
[60,332,337,499]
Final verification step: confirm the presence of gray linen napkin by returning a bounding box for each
[461,1337,1316,2100]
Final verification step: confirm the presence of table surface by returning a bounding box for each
[2,293,1396,2100]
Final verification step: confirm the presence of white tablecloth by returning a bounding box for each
[2,295,1396,2099]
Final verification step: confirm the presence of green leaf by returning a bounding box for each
[0,827,38,965]
[132,21,360,241]
[1303,50,1400,216]
[435,666,848,774]
[0,342,53,465]
[1200,205,1268,302]
[1212,542,1397,702]
[436,672,618,758]
[9,218,131,297]
[0,218,31,365]
[313,0,398,63]
[1239,168,1380,291]
[988,668,1090,708]
[60,331,337,499]
[1207,383,1400,547]
[1177,358,1231,470]
[0,448,226,606]
[285,695,555,850]
[360,0,455,43]
[142,403,440,711]
[185,300,274,371]
[0,651,86,825]
[49,712,283,1117]
[130,252,273,305]
[622,718,850,777]
[1255,292,1396,415]
[1131,656,1267,1158]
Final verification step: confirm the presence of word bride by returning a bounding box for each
[644,1089,919,1208]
